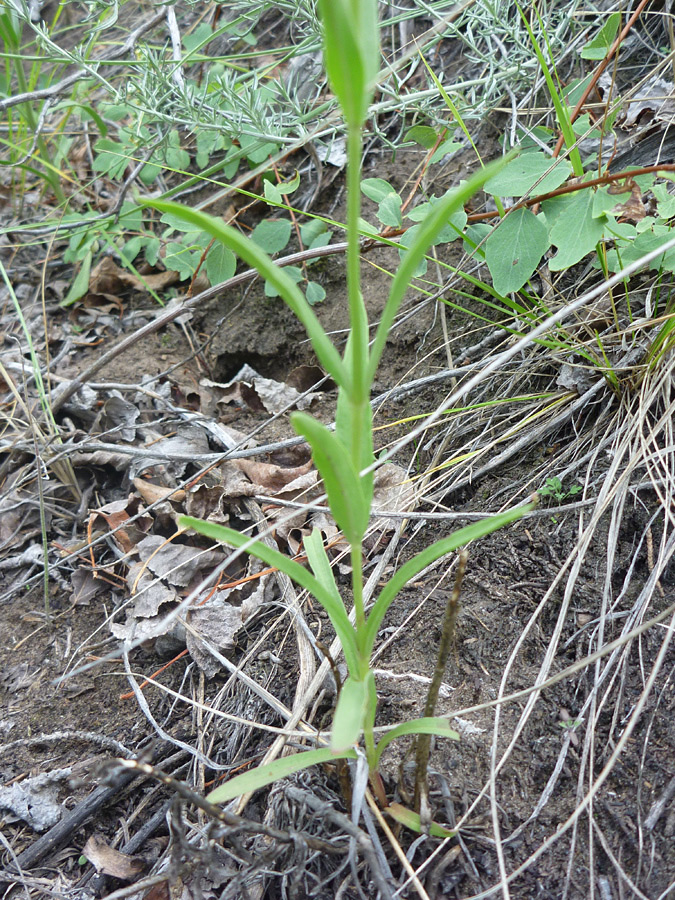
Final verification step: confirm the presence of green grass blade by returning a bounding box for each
[374,717,459,767]
[517,3,583,176]
[178,515,360,676]
[207,746,358,804]
[363,502,535,655]
[368,154,514,381]
[140,200,349,390]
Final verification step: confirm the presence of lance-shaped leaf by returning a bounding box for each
[207,747,358,804]
[331,674,372,752]
[292,412,370,545]
[140,200,349,390]
[373,717,459,767]
[364,502,535,656]
[304,528,342,603]
[369,153,515,381]
[385,803,455,838]
[178,515,359,677]
[317,0,379,128]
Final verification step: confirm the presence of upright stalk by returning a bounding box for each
[345,123,368,405]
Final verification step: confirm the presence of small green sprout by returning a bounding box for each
[539,475,583,504]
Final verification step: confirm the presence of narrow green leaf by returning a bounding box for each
[291,412,369,544]
[369,154,515,380]
[385,803,455,838]
[364,502,535,655]
[331,676,370,751]
[317,0,379,128]
[304,528,341,601]
[178,515,359,676]
[335,339,375,475]
[485,208,549,295]
[207,747,358,804]
[374,717,459,767]
[61,250,92,306]
[140,200,349,390]
[160,209,202,234]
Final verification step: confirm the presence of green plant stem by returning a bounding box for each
[351,543,367,647]
[346,122,368,404]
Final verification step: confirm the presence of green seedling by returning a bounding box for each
[143,0,534,824]
[539,476,583,504]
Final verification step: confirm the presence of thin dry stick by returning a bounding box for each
[414,550,468,818]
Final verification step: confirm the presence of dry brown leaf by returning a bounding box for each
[611,179,647,223]
[185,579,269,677]
[88,256,180,295]
[133,477,185,506]
[82,835,146,880]
[235,458,313,492]
[624,75,675,127]
[90,496,153,554]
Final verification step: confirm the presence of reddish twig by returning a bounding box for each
[553,0,651,157]
[466,162,675,223]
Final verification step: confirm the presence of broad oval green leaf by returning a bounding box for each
[252,218,292,254]
[543,191,607,271]
[484,152,572,197]
[205,243,236,285]
[485,207,549,295]
[361,177,396,202]
[404,125,439,148]
[207,747,358,804]
[377,193,403,228]
[305,281,326,305]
